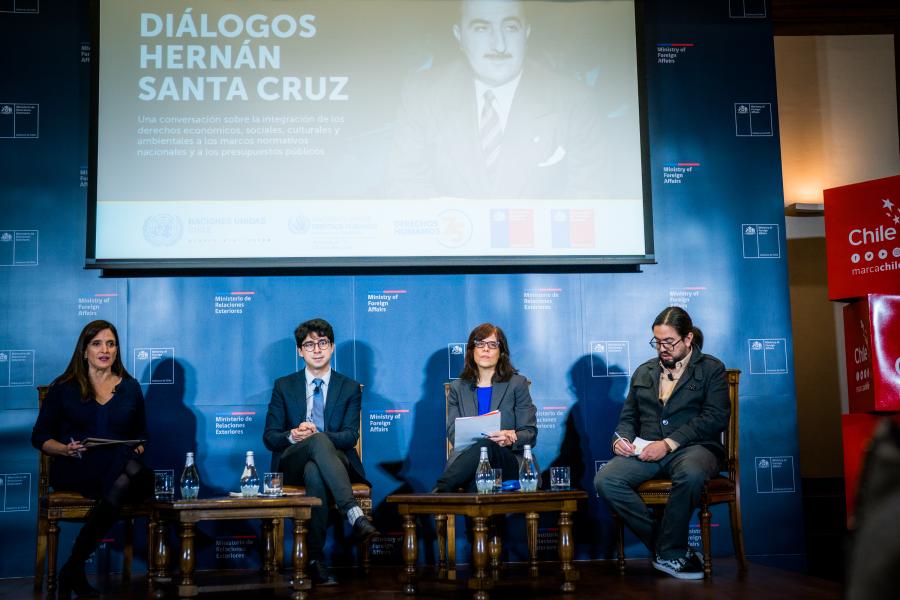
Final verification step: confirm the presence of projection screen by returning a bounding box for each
[87,0,652,269]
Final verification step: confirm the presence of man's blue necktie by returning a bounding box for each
[311,378,325,431]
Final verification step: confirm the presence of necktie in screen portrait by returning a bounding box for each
[311,378,325,431]
[480,89,501,171]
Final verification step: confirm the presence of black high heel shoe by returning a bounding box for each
[57,562,100,599]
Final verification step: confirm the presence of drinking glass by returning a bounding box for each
[550,466,571,491]
[263,472,284,496]
[154,470,174,500]
[491,468,503,493]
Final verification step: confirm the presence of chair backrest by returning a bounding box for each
[356,383,363,458]
[444,382,453,459]
[37,385,50,498]
[723,369,741,483]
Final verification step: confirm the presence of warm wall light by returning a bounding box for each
[787,182,825,205]
[775,35,900,208]
[785,202,824,216]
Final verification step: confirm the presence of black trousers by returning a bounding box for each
[279,433,356,561]
[435,439,520,492]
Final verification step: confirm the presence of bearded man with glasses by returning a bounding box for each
[263,318,378,586]
[595,307,730,580]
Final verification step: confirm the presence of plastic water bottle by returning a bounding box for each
[180,452,200,500]
[518,445,538,492]
[475,446,494,494]
[240,450,260,497]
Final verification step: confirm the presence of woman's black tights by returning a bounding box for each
[59,459,152,598]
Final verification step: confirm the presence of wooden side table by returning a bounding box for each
[150,495,321,599]
[387,490,586,600]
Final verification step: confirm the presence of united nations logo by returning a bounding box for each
[737,104,749,114]
[1,105,12,115]
[450,344,464,355]
[744,225,756,235]
[758,458,769,469]
[751,341,763,350]
[288,214,310,235]
[0,232,12,242]
[0,352,7,361]
[438,210,472,248]
[137,350,149,360]
[593,343,605,353]
[143,214,183,246]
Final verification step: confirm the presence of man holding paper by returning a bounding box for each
[433,323,537,492]
[595,307,730,580]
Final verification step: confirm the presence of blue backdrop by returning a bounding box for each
[0,0,804,577]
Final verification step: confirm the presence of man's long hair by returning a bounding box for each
[459,322,517,383]
[652,306,704,351]
[52,320,130,402]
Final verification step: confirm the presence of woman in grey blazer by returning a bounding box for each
[434,323,537,492]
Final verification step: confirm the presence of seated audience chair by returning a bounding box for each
[34,386,151,595]
[614,368,747,578]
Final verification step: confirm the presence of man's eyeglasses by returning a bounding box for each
[300,339,332,351]
[473,340,500,350]
[649,337,684,351]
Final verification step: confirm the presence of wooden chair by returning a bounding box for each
[614,368,747,578]
[275,384,373,572]
[34,386,151,595]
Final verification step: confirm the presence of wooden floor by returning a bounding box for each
[3,559,841,599]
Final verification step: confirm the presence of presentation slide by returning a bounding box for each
[89,0,650,267]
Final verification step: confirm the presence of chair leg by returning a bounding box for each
[123,517,134,584]
[700,504,712,579]
[47,519,60,595]
[34,512,49,591]
[729,498,748,573]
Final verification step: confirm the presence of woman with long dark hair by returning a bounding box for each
[31,320,152,599]
[433,323,537,492]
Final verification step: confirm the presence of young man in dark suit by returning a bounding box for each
[595,307,730,580]
[263,318,377,586]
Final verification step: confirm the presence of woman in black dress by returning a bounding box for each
[32,320,153,599]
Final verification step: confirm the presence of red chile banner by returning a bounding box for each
[824,174,900,301]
